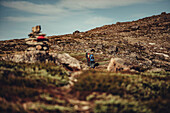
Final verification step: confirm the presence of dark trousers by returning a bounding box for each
[90,61,95,68]
[87,59,90,66]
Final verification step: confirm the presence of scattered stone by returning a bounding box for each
[130,25,140,31]
[107,46,118,54]
[130,53,138,58]
[147,68,165,73]
[149,43,156,45]
[154,52,169,58]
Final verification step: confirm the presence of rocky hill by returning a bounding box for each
[50,12,170,71]
[1,12,169,72]
[0,12,170,113]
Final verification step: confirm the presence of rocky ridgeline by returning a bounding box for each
[48,12,170,72]
[0,12,170,72]
[49,12,169,53]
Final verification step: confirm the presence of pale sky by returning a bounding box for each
[0,0,169,40]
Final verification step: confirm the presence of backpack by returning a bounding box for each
[90,54,94,61]
[88,53,90,58]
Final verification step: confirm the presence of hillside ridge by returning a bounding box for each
[0,12,170,72]
[0,12,170,113]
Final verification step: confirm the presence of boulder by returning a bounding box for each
[56,53,81,71]
[130,25,140,31]
[107,58,129,72]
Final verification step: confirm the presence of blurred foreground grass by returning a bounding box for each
[0,60,170,113]
[73,70,170,113]
[0,60,75,113]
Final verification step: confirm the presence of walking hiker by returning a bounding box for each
[86,52,90,66]
[89,54,95,68]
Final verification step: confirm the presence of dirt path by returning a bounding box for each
[57,70,93,112]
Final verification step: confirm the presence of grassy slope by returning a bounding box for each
[0,60,169,113]
[73,70,170,113]
[0,61,75,113]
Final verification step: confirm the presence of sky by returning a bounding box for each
[0,0,169,40]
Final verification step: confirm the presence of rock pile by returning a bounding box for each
[25,25,49,51]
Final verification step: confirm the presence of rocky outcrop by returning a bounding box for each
[1,51,82,71]
[107,58,129,72]
[1,51,52,63]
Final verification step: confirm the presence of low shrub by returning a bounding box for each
[73,70,170,112]
[73,71,169,100]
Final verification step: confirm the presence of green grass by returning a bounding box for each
[0,60,69,86]
[70,52,87,62]
[0,60,72,112]
[0,60,169,113]
[93,93,152,113]
[73,70,170,113]
[98,61,109,65]
[27,102,74,112]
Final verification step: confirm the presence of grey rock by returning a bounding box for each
[26,41,43,45]
[57,53,81,70]
[130,25,140,31]
[147,68,165,73]
[2,51,51,63]
[107,58,129,72]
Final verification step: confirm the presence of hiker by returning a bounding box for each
[86,52,90,66]
[89,54,95,68]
